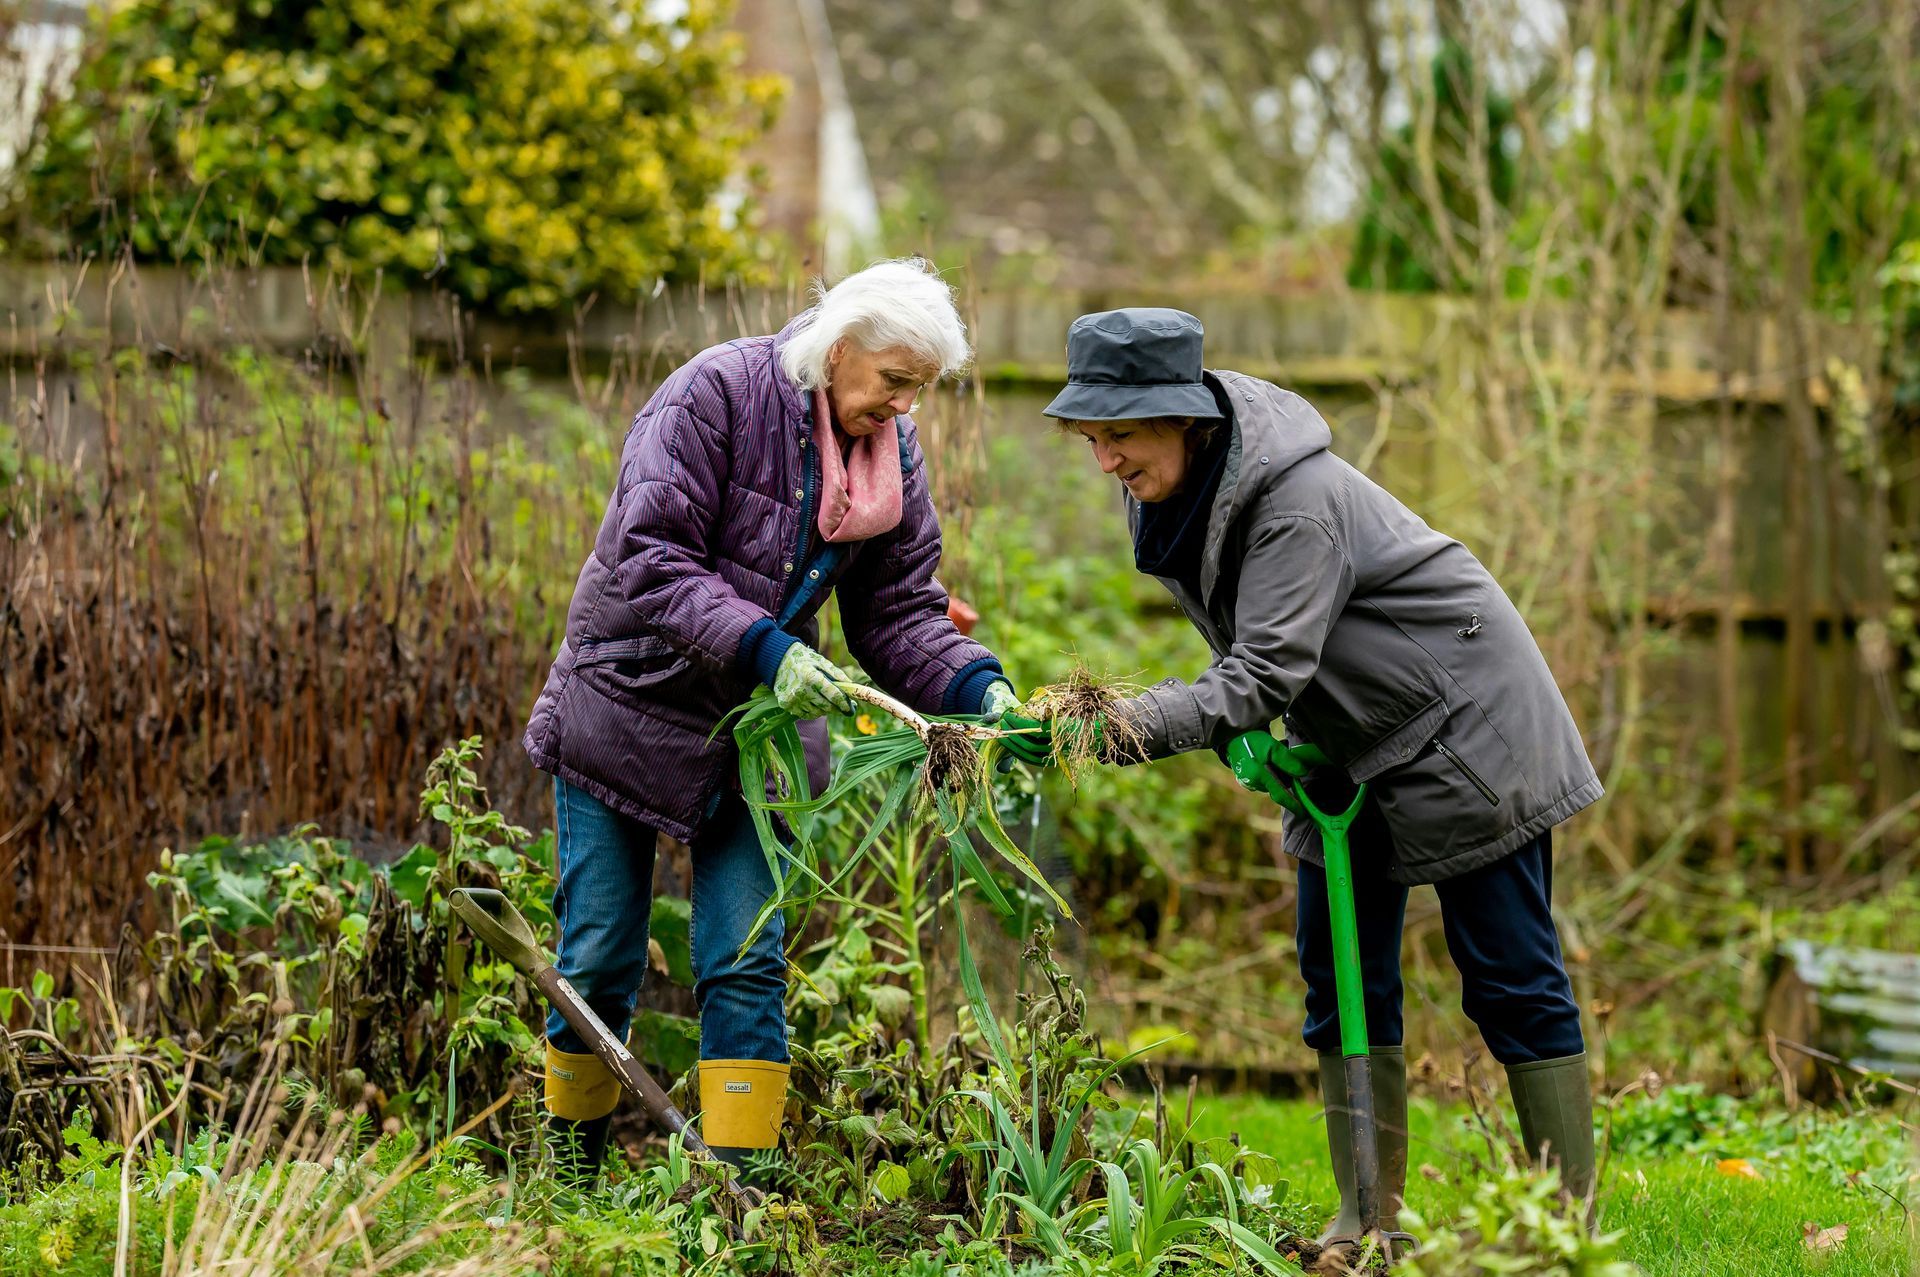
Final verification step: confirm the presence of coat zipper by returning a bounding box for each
[788,432,818,613]
[1434,739,1500,806]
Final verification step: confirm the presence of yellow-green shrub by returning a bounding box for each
[4,0,780,309]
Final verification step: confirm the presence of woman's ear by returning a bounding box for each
[826,338,846,377]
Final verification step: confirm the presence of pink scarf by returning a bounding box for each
[813,388,902,543]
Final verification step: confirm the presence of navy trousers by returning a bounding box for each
[1295,828,1584,1065]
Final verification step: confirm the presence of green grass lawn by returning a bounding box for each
[1186,1089,1917,1277]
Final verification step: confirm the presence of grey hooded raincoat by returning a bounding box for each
[1126,371,1602,884]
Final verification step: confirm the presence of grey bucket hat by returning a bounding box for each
[1042,308,1223,422]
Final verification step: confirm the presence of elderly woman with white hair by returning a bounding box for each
[521,259,1021,1177]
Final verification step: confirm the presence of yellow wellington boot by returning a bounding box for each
[698,1059,791,1185]
[545,1039,622,1184]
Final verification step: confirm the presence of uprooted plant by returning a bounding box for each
[726,677,1069,1092]
[723,663,1152,1139]
[728,680,1064,920]
[727,661,1143,906]
[1019,665,1150,779]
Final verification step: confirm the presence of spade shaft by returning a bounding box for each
[1266,746,1416,1263]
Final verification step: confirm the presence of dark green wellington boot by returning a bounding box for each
[1506,1052,1597,1201]
[1318,1046,1409,1248]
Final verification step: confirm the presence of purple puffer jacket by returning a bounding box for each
[522,315,997,842]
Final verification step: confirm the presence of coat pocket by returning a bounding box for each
[572,634,689,701]
[1342,697,1449,783]
[1433,737,1500,806]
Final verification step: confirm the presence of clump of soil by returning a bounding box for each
[921,721,983,798]
[1022,663,1146,773]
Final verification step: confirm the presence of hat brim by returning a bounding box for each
[1042,380,1221,422]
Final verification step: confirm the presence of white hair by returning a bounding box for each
[778,257,972,391]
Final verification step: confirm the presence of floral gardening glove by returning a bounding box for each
[980,680,1020,718]
[773,644,857,718]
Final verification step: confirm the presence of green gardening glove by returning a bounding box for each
[1225,730,1305,816]
[773,643,857,718]
[998,709,1113,768]
[996,710,1054,766]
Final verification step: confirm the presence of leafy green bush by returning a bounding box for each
[1604,1083,1747,1157]
[3,0,778,309]
[121,739,575,1135]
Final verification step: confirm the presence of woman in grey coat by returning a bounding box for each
[1004,308,1601,1240]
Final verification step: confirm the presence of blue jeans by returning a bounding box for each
[545,777,788,1062]
[1296,829,1584,1065]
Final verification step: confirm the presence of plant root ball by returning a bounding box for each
[921,722,983,797]
[1024,663,1146,771]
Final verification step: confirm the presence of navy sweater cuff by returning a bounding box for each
[739,618,800,687]
[945,659,1008,715]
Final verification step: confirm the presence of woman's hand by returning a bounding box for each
[996,707,1112,767]
[989,684,1061,768]
[1226,730,1306,816]
[996,709,1055,766]
[773,644,858,717]
[980,680,1020,718]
